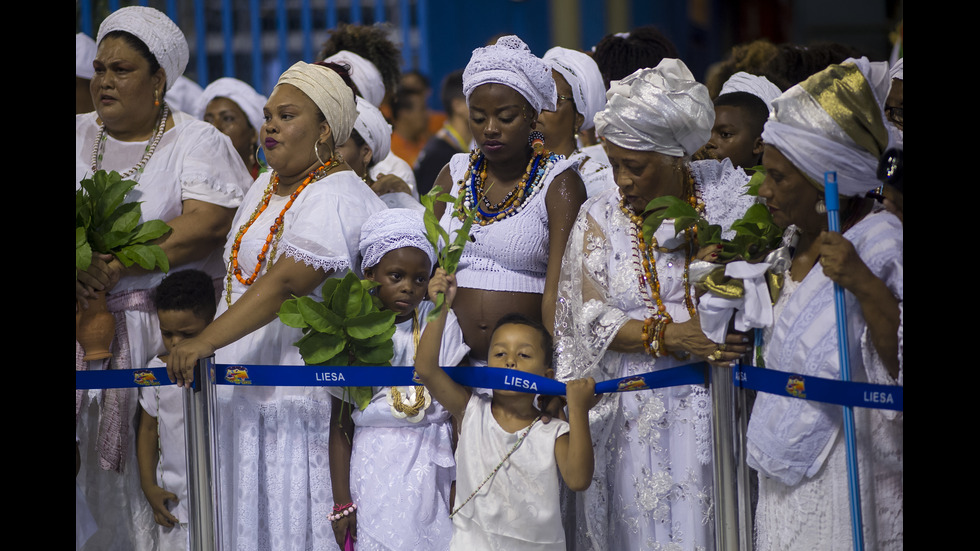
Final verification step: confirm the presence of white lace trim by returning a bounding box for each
[280,243,350,274]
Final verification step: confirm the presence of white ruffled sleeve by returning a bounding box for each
[278,173,388,275]
[555,199,630,382]
[172,113,252,208]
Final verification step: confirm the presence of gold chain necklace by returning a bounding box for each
[389,310,428,419]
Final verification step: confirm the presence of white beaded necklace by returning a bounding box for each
[90,103,171,180]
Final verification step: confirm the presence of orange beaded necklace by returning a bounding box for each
[619,164,704,357]
[226,159,337,305]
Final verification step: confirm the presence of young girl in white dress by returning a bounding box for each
[329,208,469,550]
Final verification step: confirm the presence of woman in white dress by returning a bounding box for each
[169,61,387,550]
[748,58,903,551]
[554,59,754,550]
[75,7,251,549]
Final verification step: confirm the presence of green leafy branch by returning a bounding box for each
[76,170,172,274]
[420,184,477,321]
[278,270,396,410]
[639,192,782,264]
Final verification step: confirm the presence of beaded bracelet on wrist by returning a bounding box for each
[328,503,357,522]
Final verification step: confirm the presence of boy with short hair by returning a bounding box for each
[136,269,216,551]
[704,91,770,170]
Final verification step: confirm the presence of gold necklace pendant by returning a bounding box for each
[386,310,430,422]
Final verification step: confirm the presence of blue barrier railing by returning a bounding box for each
[77,358,901,551]
[75,362,903,412]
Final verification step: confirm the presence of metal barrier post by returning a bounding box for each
[734,372,755,551]
[710,364,739,551]
[185,356,219,551]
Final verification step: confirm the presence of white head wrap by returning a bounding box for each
[96,6,189,91]
[463,35,556,113]
[166,76,203,114]
[543,47,606,130]
[359,208,436,272]
[761,57,899,196]
[196,77,268,134]
[352,96,392,166]
[889,57,903,81]
[76,33,96,79]
[324,51,385,108]
[719,72,783,112]
[277,61,358,146]
[594,58,713,157]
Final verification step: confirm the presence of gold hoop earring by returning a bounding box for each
[314,141,327,166]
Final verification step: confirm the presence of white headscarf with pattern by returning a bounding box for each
[96,6,189,91]
[594,58,714,157]
[463,35,556,113]
[359,208,436,272]
[761,57,899,196]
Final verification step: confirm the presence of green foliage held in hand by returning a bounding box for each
[278,270,397,410]
[76,170,171,273]
[640,193,781,264]
[724,203,784,262]
[420,184,477,321]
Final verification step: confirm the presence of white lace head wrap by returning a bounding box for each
[761,57,899,196]
[276,61,357,146]
[96,6,189,91]
[324,50,385,108]
[719,72,782,112]
[594,58,713,157]
[196,77,268,134]
[889,57,903,81]
[359,208,436,272]
[463,35,556,113]
[543,46,606,130]
[76,33,96,79]
[352,96,392,166]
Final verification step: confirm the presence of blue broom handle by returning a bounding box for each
[825,172,864,551]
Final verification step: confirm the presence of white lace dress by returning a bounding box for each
[214,170,386,551]
[748,211,903,550]
[554,160,753,550]
[346,301,470,551]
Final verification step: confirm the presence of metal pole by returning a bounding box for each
[710,364,739,551]
[185,356,219,551]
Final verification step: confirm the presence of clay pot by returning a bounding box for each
[76,290,115,360]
